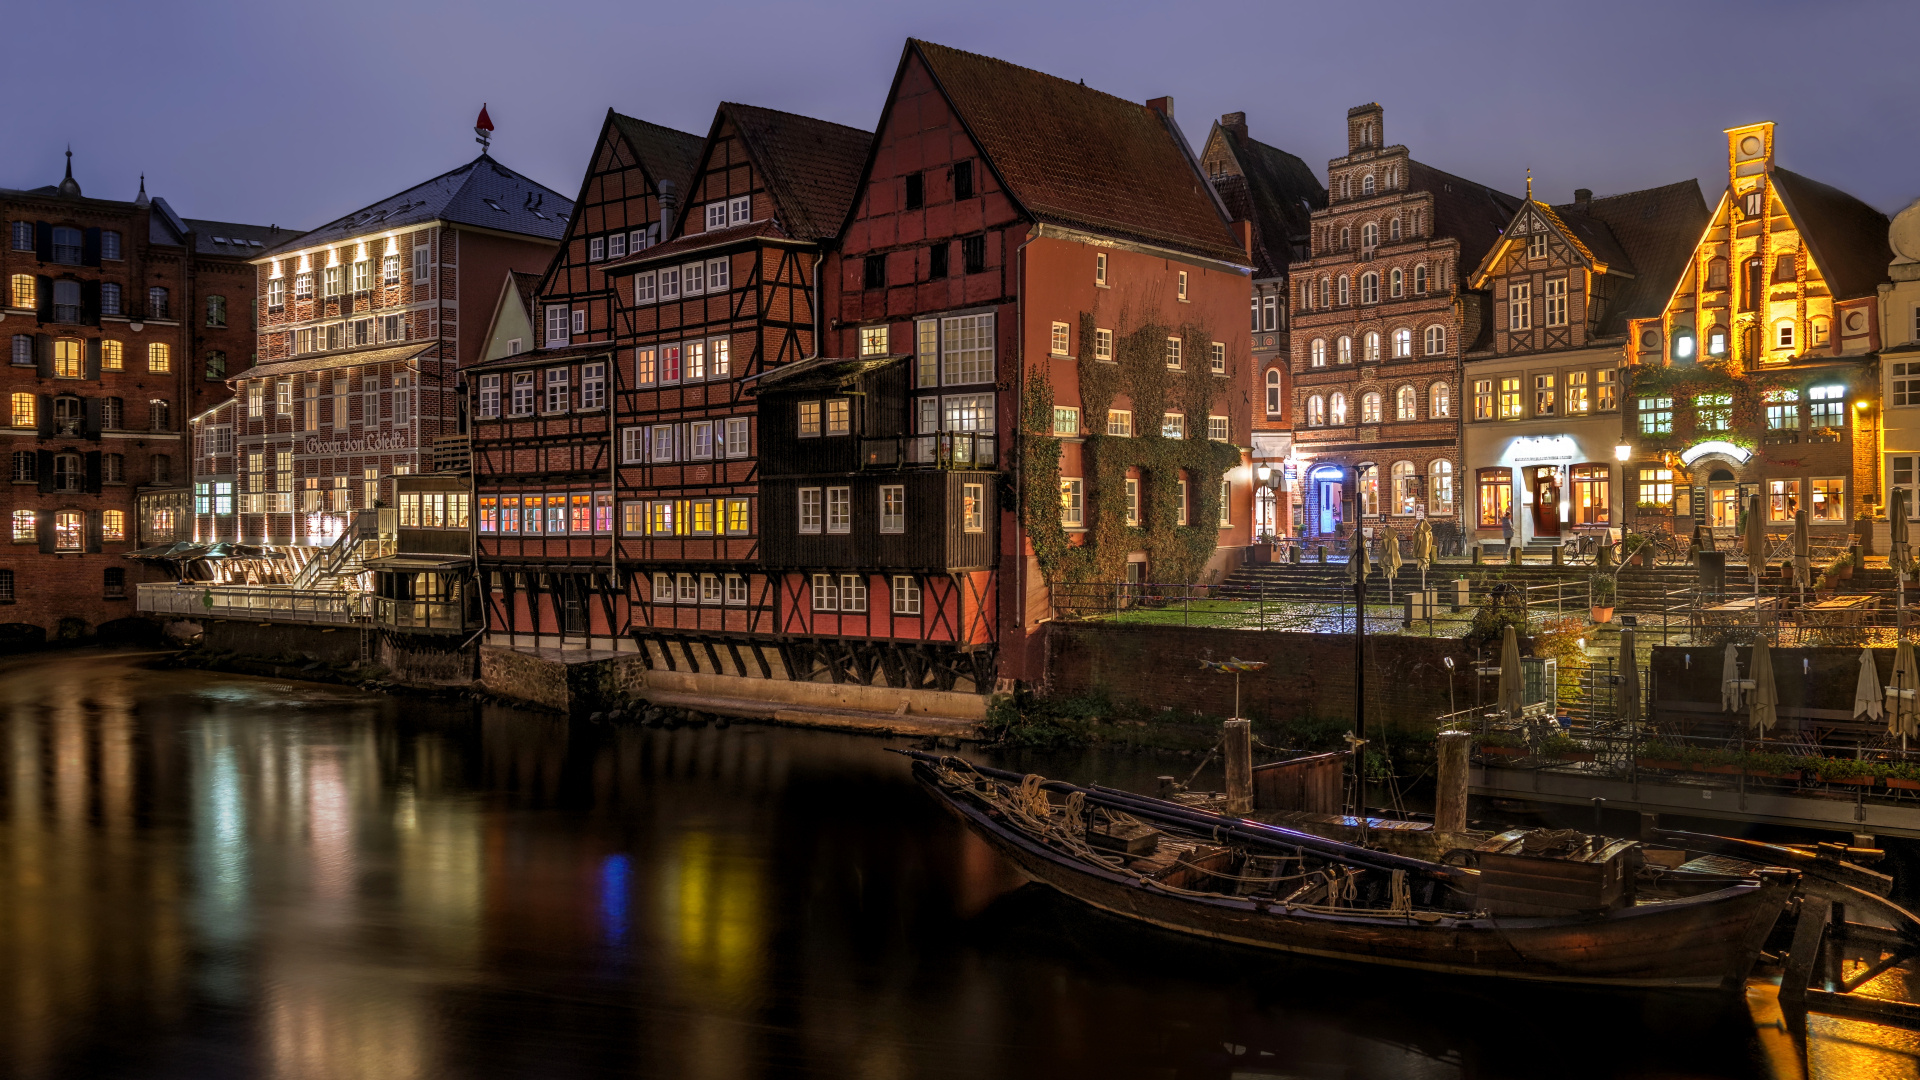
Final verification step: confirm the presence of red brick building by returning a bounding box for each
[1289,104,1521,546]
[1,154,274,644]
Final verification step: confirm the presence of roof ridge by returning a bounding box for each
[609,110,701,142]
[1406,157,1521,202]
[721,101,872,140]
[910,39,1153,115]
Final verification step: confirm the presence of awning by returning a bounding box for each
[363,554,471,573]
[125,542,208,561]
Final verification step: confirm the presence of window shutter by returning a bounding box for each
[35,395,52,438]
[82,227,101,267]
[34,222,50,262]
[85,450,102,493]
[87,509,102,553]
[35,334,52,378]
[37,511,54,554]
[84,396,102,439]
[85,338,101,380]
[35,451,53,494]
[80,280,99,325]
[35,276,51,321]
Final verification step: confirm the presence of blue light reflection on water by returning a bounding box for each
[600,853,631,948]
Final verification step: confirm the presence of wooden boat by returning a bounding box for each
[908,752,1797,990]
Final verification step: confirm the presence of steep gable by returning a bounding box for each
[1560,180,1709,334]
[1203,117,1326,278]
[721,104,873,242]
[1772,167,1891,302]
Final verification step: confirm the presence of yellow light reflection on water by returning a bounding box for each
[662,829,766,1008]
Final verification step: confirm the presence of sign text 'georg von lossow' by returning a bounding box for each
[305,430,411,455]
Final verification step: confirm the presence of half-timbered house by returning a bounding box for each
[470,111,702,651]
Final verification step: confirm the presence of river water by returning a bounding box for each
[0,649,1913,1079]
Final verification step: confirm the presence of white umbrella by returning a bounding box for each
[1749,640,1778,735]
[1383,528,1404,604]
[1618,628,1641,724]
[1854,647,1884,724]
[1496,625,1526,718]
[1721,642,1745,712]
[1745,493,1767,596]
[1893,640,1920,743]
[1413,518,1435,594]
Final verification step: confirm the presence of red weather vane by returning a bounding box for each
[475,104,494,151]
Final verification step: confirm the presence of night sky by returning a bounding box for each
[6,0,1917,229]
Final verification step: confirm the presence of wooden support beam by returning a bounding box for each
[1780,897,1831,1011]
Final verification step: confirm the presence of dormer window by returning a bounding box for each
[1527,233,1547,260]
[705,203,727,231]
[729,196,750,224]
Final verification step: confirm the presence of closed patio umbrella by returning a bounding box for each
[1749,640,1779,735]
[1413,517,1435,593]
[1892,640,1920,744]
[1793,509,1811,602]
[1893,491,1911,623]
[1721,641,1745,712]
[1496,624,1526,718]
[1383,528,1404,603]
[1618,628,1641,723]
[1347,526,1372,585]
[1745,493,1767,595]
[1854,647,1884,725]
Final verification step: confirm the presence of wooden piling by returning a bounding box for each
[1435,730,1471,832]
[1223,719,1253,814]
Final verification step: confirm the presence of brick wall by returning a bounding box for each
[1041,621,1470,730]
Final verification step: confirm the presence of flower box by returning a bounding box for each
[1590,606,1614,623]
[1822,775,1876,787]
[1886,777,1920,791]
[1482,746,1527,758]
[1636,759,1685,771]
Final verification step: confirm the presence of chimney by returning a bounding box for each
[1221,112,1248,142]
[1574,188,1592,209]
[658,179,676,239]
[1146,96,1174,119]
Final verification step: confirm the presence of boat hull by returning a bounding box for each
[923,769,1789,990]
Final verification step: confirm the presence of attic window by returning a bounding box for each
[483,199,506,212]
[213,236,229,244]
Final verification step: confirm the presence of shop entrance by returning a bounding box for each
[1530,465,1562,540]
[1310,467,1344,537]
[1708,469,1739,530]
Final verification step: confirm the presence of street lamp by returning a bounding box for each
[1256,464,1272,484]
[1614,441,1632,462]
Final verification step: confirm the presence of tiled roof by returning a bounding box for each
[745,353,903,391]
[600,220,789,274]
[911,40,1245,264]
[510,270,541,314]
[264,154,573,256]
[1409,160,1524,271]
[184,218,290,257]
[1772,167,1892,301]
[242,341,435,381]
[1212,127,1326,278]
[467,338,615,375]
[610,111,704,200]
[1555,179,1709,335]
[721,103,872,242]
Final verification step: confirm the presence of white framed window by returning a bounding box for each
[677,574,699,603]
[1208,415,1229,441]
[799,400,822,437]
[659,267,680,300]
[1508,284,1531,331]
[939,313,994,385]
[634,347,657,386]
[892,575,921,615]
[275,379,292,416]
[729,196,750,224]
[725,498,751,535]
[1391,327,1412,358]
[1361,392,1382,423]
[1395,384,1416,421]
[1310,338,1326,367]
[710,336,730,377]
[545,306,570,345]
[660,344,682,383]
[686,340,707,381]
[608,233,626,259]
[479,374,501,419]
[1165,336,1182,369]
[1527,232,1547,260]
[267,278,285,308]
[1094,328,1113,362]
[589,237,605,261]
[683,261,705,296]
[701,573,723,604]
[1360,272,1378,304]
[1210,341,1225,374]
[1414,264,1428,293]
[826,398,851,435]
[247,381,264,418]
[1429,460,1454,513]
[1430,381,1450,418]
[1177,271,1189,301]
[726,574,748,605]
[1330,392,1348,425]
[811,573,839,612]
[1545,277,1568,327]
[1307,395,1326,426]
[1777,320,1797,349]
[1052,406,1079,436]
[543,368,570,413]
[1338,336,1353,364]
[650,424,674,461]
[1219,479,1232,526]
[1177,479,1189,525]
[705,203,727,230]
[1094,252,1107,286]
[571,309,586,334]
[580,363,606,410]
[1060,477,1084,527]
[1162,413,1185,439]
[690,420,714,459]
[725,418,750,457]
[798,488,822,533]
[823,487,851,534]
[963,483,984,532]
[634,271,656,304]
[860,325,889,356]
[707,257,730,291]
[1266,369,1282,415]
[1107,409,1133,437]
[880,485,905,533]
[840,574,868,612]
[1051,321,1070,355]
[1125,479,1140,525]
[1425,325,1446,355]
[413,243,430,284]
[652,572,672,602]
[621,427,645,463]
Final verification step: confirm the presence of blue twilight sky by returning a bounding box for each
[4,0,1917,232]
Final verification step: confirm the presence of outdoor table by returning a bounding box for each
[1799,594,1877,627]
[1696,595,1781,631]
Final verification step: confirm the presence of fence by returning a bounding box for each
[138,582,365,626]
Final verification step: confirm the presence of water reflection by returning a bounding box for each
[0,648,1884,1078]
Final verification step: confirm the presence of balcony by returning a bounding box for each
[137,582,366,626]
[368,596,480,635]
[860,432,997,471]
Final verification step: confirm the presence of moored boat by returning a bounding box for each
[908,751,1797,990]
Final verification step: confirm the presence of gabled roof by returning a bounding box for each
[1772,167,1892,301]
[1409,160,1524,270]
[263,154,572,256]
[1556,180,1709,334]
[510,270,541,313]
[906,39,1245,264]
[609,111,704,200]
[711,103,872,242]
[1208,123,1326,278]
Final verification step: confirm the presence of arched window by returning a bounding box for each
[1391,461,1417,514]
[1742,257,1763,311]
[1389,217,1402,242]
[1340,226,1351,250]
[1339,176,1351,200]
[1302,281,1313,310]
[1424,326,1446,355]
[1338,275,1350,304]
[1413,264,1427,294]
[1307,394,1326,426]
[149,398,170,432]
[1361,392,1382,423]
[147,286,169,319]
[1310,338,1327,367]
[1396,384,1416,420]
[1386,166,1398,189]
[1775,320,1796,351]
[1429,459,1454,513]
[1392,328,1412,358]
[1318,276,1330,306]
[1390,269,1403,298]
[1362,173,1376,196]
[1265,368,1283,415]
[1429,381,1451,418]
[1362,222,1378,249]
[9,450,34,482]
[1360,272,1378,304]
[1355,463,1378,516]
[1364,331,1381,361]
[1330,392,1348,425]
[1337,336,1353,364]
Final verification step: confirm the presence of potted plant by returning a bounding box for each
[1838,550,1857,581]
[1589,572,1617,623]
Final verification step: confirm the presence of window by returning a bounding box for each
[1527,233,1547,260]
[50,279,79,322]
[1565,370,1590,415]
[725,418,749,457]
[1895,362,1920,406]
[1638,466,1675,509]
[11,511,34,542]
[1307,395,1326,426]
[10,274,34,309]
[1178,478,1191,525]
[1107,409,1133,437]
[798,400,822,438]
[1508,283,1531,330]
[1219,479,1232,526]
[352,318,374,346]
[633,271,657,305]
[1209,341,1226,374]
[726,574,748,605]
[49,338,80,378]
[677,574,698,603]
[939,313,994,385]
[1429,460,1454,513]
[1161,412,1185,439]
[826,487,850,533]
[1499,377,1523,419]
[1208,415,1230,441]
[650,425,674,462]
[811,573,839,612]
[1337,336,1352,364]
[1571,464,1609,525]
[9,222,29,251]
[1362,174,1376,196]
[634,347,657,386]
[1597,368,1618,411]
[588,236,605,262]
[620,426,644,464]
[689,499,714,535]
[545,305,570,345]
[1360,392,1381,423]
[861,325,890,357]
[961,235,986,274]
[650,572,671,602]
[1811,477,1846,522]
[1383,327,1409,359]
[705,202,728,231]
[1696,392,1731,432]
[1329,393,1348,425]
[1395,384,1416,421]
[697,572,722,603]
[1534,374,1556,416]
[1414,264,1428,294]
[1390,218,1402,242]
[1430,381,1451,419]
[50,226,82,264]
[1391,461,1417,515]
[1768,478,1801,522]
[1094,253,1107,286]
[1050,321,1070,356]
[659,267,680,300]
[1124,479,1140,525]
[1262,295,1278,331]
[54,510,83,551]
[891,575,922,615]
[1265,369,1283,415]
[510,373,535,416]
[1360,272,1378,304]
[1361,223,1378,250]
[649,501,677,536]
[1094,328,1112,362]
[1060,478,1084,526]
[880,485,905,533]
[1765,388,1799,430]
[729,196,751,225]
[1776,320,1796,350]
[963,483,984,532]
[204,351,226,381]
[1338,275,1350,305]
[1638,396,1672,436]
[1162,336,1182,369]
[1810,385,1845,428]
[1811,317,1830,348]
[826,398,850,436]
[1310,338,1326,367]
[1478,468,1513,526]
[1052,406,1079,436]
[686,340,707,381]
[690,421,713,459]
[10,450,33,482]
[863,254,887,290]
[382,314,405,342]
[146,344,170,373]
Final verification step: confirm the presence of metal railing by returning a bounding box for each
[369,597,478,634]
[860,432,997,470]
[137,582,366,625]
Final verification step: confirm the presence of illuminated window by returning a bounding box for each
[1266,370,1283,415]
[1329,393,1347,425]
[1395,385,1416,421]
[1566,370,1589,414]
[1696,393,1731,433]
[11,392,34,428]
[1093,328,1113,362]
[1638,467,1674,509]
[1597,368,1618,411]
[1767,478,1801,522]
[1310,338,1326,367]
[1478,468,1512,526]
[1776,320,1797,350]
[54,510,83,551]
[1360,392,1381,423]
[147,343,170,373]
[1392,328,1411,358]
[1390,268,1403,297]
[10,274,34,308]
[1499,377,1523,419]
[1052,406,1079,436]
[1162,412,1185,439]
[1391,461,1417,515]
[1809,385,1845,428]
[1811,477,1846,522]
[1534,374,1556,416]
[861,325,890,356]
[1638,396,1672,436]
[1430,381,1451,419]
[52,339,81,378]
[1306,395,1325,426]
[1059,478,1083,527]
[1429,460,1454,513]
[1337,336,1352,364]
[1364,331,1380,361]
